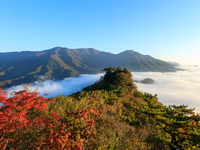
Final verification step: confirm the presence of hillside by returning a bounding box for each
[0,67,199,149]
[0,47,179,88]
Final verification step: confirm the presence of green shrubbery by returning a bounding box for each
[1,67,200,149]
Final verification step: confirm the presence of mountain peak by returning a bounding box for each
[123,50,136,53]
[117,50,138,55]
[0,47,180,88]
[84,67,135,92]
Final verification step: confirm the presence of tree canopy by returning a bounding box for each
[0,67,200,149]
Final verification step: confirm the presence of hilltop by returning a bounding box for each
[0,47,180,88]
[1,67,199,149]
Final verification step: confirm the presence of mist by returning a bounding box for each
[4,65,200,113]
[132,65,200,113]
[5,74,104,97]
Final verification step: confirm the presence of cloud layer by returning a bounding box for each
[133,65,200,113]
[5,65,200,113]
[6,74,104,97]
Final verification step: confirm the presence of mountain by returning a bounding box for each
[168,61,180,67]
[1,67,198,149]
[0,47,179,88]
[135,78,155,84]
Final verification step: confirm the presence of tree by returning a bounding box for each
[138,93,200,149]
[0,88,101,149]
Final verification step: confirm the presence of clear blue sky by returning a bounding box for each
[0,0,200,65]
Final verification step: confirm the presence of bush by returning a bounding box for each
[0,88,101,149]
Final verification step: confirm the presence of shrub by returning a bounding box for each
[0,88,101,149]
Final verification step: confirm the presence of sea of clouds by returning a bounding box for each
[4,65,200,113]
[133,65,200,113]
[5,74,104,97]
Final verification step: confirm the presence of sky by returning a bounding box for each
[5,65,200,113]
[0,0,200,65]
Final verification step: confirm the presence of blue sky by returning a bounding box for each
[0,0,200,65]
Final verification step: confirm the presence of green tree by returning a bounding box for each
[138,94,200,149]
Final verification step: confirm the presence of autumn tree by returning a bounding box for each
[0,88,101,149]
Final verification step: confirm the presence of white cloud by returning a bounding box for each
[132,65,200,113]
[4,65,200,113]
[5,74,104,97]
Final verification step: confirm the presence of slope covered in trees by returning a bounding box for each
[0,47,180,88]
[0,67,199,149]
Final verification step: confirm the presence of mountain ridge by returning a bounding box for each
[0,47,180,88]
[1,67,199,149]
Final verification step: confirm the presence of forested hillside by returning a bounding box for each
[0,47,179,88]
[0,67,199,149]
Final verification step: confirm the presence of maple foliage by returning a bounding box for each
[0,88,101,149]
[1,67,199,149]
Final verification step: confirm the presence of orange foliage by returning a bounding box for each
[0,88,101,149]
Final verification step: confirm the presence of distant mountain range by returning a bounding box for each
[0,47,180,88]
[167,61,180,67]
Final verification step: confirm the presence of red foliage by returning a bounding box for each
[0,88,101,149]
[0,88,54,148]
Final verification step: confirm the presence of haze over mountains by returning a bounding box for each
[0,47,179,88]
